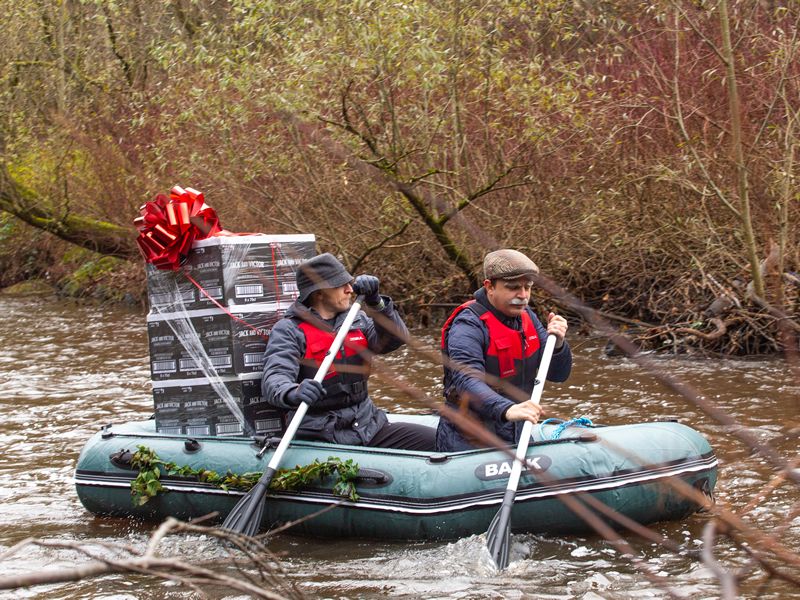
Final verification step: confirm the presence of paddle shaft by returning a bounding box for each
[226,296,365,533]
[504,333,557,493]
[486,333,558,568]
[264,297,364,475]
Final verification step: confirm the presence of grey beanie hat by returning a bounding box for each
[483,249,539,281]
[296,253,353,303]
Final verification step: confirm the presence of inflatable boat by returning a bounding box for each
[74,415,717,540]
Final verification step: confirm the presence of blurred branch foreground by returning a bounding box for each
[1,295,799,597]
[1,464,798,600]
[0,0,798,596]
[0,517,305,600]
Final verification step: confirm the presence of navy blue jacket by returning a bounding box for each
[435,288,572,452]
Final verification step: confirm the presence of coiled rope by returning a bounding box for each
[539,417,594,440]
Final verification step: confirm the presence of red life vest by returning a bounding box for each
[441,299,540,392]
[296,320,370,410]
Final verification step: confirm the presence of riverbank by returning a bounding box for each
[2,210,797,354]
[3,1,798,359]
[0,270,145,308]
[1,257,797,357]
[0,217,145,308]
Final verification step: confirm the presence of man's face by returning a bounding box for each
[315,282,354,315]
[485,277,533,318]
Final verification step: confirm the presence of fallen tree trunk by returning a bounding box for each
[0,165,137,260]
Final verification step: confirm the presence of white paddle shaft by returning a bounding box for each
[266,299,363,471]
[503,334,557,492]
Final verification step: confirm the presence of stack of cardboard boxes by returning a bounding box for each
[145,234,316,437]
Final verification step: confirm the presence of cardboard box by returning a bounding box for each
[145,264,198,311]
[194,234,315,306]
[145,234,316,311]
[148,320,179,379]
[230,306,285,373]
[153,379,218,435]
[148,309,234,380]
[151,395,182,435]
[147,304,288,381]
[240,375,284,436]
[153,374,283,437]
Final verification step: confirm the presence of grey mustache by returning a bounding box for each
[509,298,528,306]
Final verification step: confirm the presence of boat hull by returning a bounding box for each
[74,416,717,540]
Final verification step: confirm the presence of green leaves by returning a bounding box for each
[128,446,360,506]
[270,457,360,501]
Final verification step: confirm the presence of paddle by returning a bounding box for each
[222,295,364,537]
[485,333,558,570]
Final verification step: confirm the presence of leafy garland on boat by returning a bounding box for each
[129,445,360,506]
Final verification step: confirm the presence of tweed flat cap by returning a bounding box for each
[483,249,539,281]
[296,253,353,302]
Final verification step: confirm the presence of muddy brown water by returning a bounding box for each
[0,296,798,599]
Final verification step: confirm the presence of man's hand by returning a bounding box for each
[286,379,326,408]
[352,275,381,306]
[547,312,568,348]
[504,399,543,423]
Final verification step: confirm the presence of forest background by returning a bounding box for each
[0,0,798,355]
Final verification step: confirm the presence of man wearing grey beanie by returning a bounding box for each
[261,253,435,450]
[436,249,572,452]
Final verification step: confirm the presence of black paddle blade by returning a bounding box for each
[485,495,514,570]
[223,493,266,537]
[222,471,274,536]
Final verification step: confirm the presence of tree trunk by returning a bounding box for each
[0,165,137,259]
[718,0,765,298]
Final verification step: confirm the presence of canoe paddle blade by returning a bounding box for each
[222,470,273,536]
[485,491,513,569]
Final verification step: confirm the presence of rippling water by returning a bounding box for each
[0,296,798,599]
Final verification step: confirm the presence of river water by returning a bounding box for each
[0,296,798,599]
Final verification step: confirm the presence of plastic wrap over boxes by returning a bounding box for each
[146,233,316,436]
[152,374,283,437]
[147,306,285,380]
[147,234,316,310]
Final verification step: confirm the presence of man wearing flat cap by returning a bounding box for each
[436,249,572,452]
[262,253,435,450]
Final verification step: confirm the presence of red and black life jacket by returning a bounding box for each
[441,299,540,398]
[296,320,370,411]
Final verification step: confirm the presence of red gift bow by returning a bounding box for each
[134,186,222,270]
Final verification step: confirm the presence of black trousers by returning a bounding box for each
[368,420,436,451]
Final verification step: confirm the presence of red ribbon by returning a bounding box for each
[134,186,222,271]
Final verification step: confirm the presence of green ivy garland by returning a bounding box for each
[129,445,360,506]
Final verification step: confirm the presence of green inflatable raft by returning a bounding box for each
[74,415,717,540]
